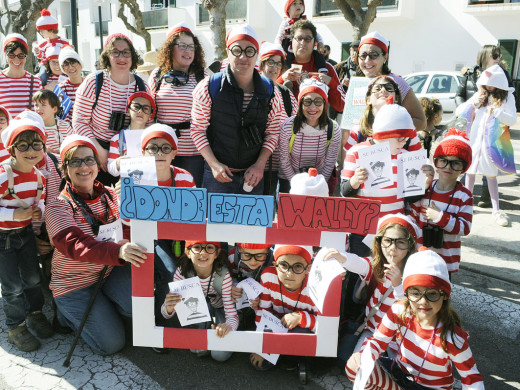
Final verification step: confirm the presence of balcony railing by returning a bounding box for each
[197,0,247,24]
[143,8,168,29]
[315,0,399,16]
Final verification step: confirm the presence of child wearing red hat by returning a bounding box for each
[0,118,53,352]
[161,240,238,361]
[107,92,156,177]
[250,244,318,370]
[227,242,273,330]
[34,9,69,73]
[0,105,11,162]
[347,249,484,390]
[409,129,473,274]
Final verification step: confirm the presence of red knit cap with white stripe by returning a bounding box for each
[15,110,45,129]
[403,247,452,297]
[359,31,389,53]
[284,0,305,17]
[3,33,28,53]
[104,33,133,49]
[377,213,421,241]
[226,24,259,51]
[259,41,285,61]
[372,96,416,140]
[45,45,61,61]
[141,123,178,151]
[36,9,58,31]
[59,45,83,71]
[1,118,46,149]
[127,91,156,115]
[274,244,313,264]
[238,243,272,250]
[433,128,472,173]
[298,77,329,105]
[185,240,221,249]
[60,135,98,161]
[290,167,329,197]
[167,22,193,40]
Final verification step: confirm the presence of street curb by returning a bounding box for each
[459,263,520,287]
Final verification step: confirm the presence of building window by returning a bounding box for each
[315,0,398,16]
[499,39,518,78]
[151,0,175,9]
[198,0,247,24]
[468,0,520,4]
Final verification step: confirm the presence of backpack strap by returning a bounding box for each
[288,120,298,154]
[289,118,335,155]
[208,72,224,101]
[28,75,34,109]
[46,152,62,178]
[92,70,105,110]
[195,69,205,83]
[134,73,147,92]
[278,85,293,118]
[1,161,43,208]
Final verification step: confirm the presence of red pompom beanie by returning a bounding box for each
[36,9,58,31]
[104,33,133,49]
[372,96,416,140]
[274,244,313,264]
[167,22,193,40]
[226,24,259,51]
[3,33,28,53]
[1,118,46,149]
[377,213,421,241]
[259,41,285,61]
[60,135,97,161]
[141,123,178,151]
[433,128,472,173]
[284,0,305,17]
[298,77,329,106]
[403,247,451,297]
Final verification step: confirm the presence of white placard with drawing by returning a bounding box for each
[397,149,427,198]
[235,277,264,310]
[96,219,123,243]
[256,310,288,365]
[168,277,212,326]
[358,142,393,190]
[120,156,158,186]
[121,129,146,158]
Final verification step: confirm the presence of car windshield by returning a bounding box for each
[405,74,428,94]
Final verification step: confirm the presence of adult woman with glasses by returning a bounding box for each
[258,42,298,196]
[73,33,149,186]
[149,23,207,188]
[45,135,147,355]
[0,34,43,117]
[356,32,426,131]
[278,19,345,114]
[57,46,85,124]
[278,77,341,194]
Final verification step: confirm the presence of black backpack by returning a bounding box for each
[92,70,147,110]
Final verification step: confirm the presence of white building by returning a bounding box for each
[1,0,519,83]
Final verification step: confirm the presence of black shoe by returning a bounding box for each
[26,311,54,338]
[478,186,491,208]
[53,315,73,334]
[152,347,170,354]
[8,324,40,352]
[278,355,299,371]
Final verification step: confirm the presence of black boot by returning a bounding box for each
[478,185,491,208]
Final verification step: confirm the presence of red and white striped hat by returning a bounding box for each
[377,213,421,241]
[433,128,472,173]
[36,9,58,31]
[127,91,156,115]
[372,96,415,140]
[237,243,272,250]
[1,118,46,149]
[274,244,313,264]
[290,167,328,197]
[259,41,285,61]
[298,77,329,105]
[403,247,451,297]
[359,31,389,54]
[3,33,28,53]
[45,45,61,61]
[167,22,193,40]
[0,105,11,123]
[60,135,97,161]
[226,24,259,51]
[104,33,133,49]
[15,110,45,129]
[141,123,178,151]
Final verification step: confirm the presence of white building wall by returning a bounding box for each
[1,0,519,77]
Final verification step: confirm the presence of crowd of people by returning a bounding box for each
[1,1,517,388]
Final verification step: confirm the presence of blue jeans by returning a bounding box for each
[173,154,205,188]
[202,162,264,195]
[55,263,132,355]
[0,226,44,329]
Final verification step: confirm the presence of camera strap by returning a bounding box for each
[426,180,459,226]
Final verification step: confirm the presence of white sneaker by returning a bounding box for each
[493,211,509,227]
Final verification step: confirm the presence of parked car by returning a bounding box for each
[404,71,463,124]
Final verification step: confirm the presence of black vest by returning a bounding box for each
[207,68,273,169]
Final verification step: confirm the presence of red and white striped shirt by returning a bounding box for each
[409,180,473,273]
[37,37,69,62]
[0,164,45,230]
[107,128,133,177]
[73,71,150,142]
[364,277,404,334]
[341,141,405,219]
[46,184,123,297]
[0,143,9,163]
[362,302,484,390]
[148,67,208,156]
[44,121,73,153]
[256,266,318,332]
[0,72,42,117]
[33,153,62,232]
[58,78,83,124]
[278,116,341,181]
[161,267,239,331]
[344,126,423,153]
[190,76,283,157]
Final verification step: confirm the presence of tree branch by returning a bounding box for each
[117,0,151,51]
[333,0,382,40]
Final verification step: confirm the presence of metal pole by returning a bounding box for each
[70,0,78,50]
[98,5,103,52]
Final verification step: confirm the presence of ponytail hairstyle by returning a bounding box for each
[371,223,417,283]
[420,97,443,126]
[359,76,402,138]
[399,295,463,353]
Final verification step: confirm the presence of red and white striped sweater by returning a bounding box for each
[361,302,484,390]
[409,180,473,273]
[256,266,318,332]
[73,71,150,142]
[0,72,42,117]
[58,78,82,124]
[44,121,73,154]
